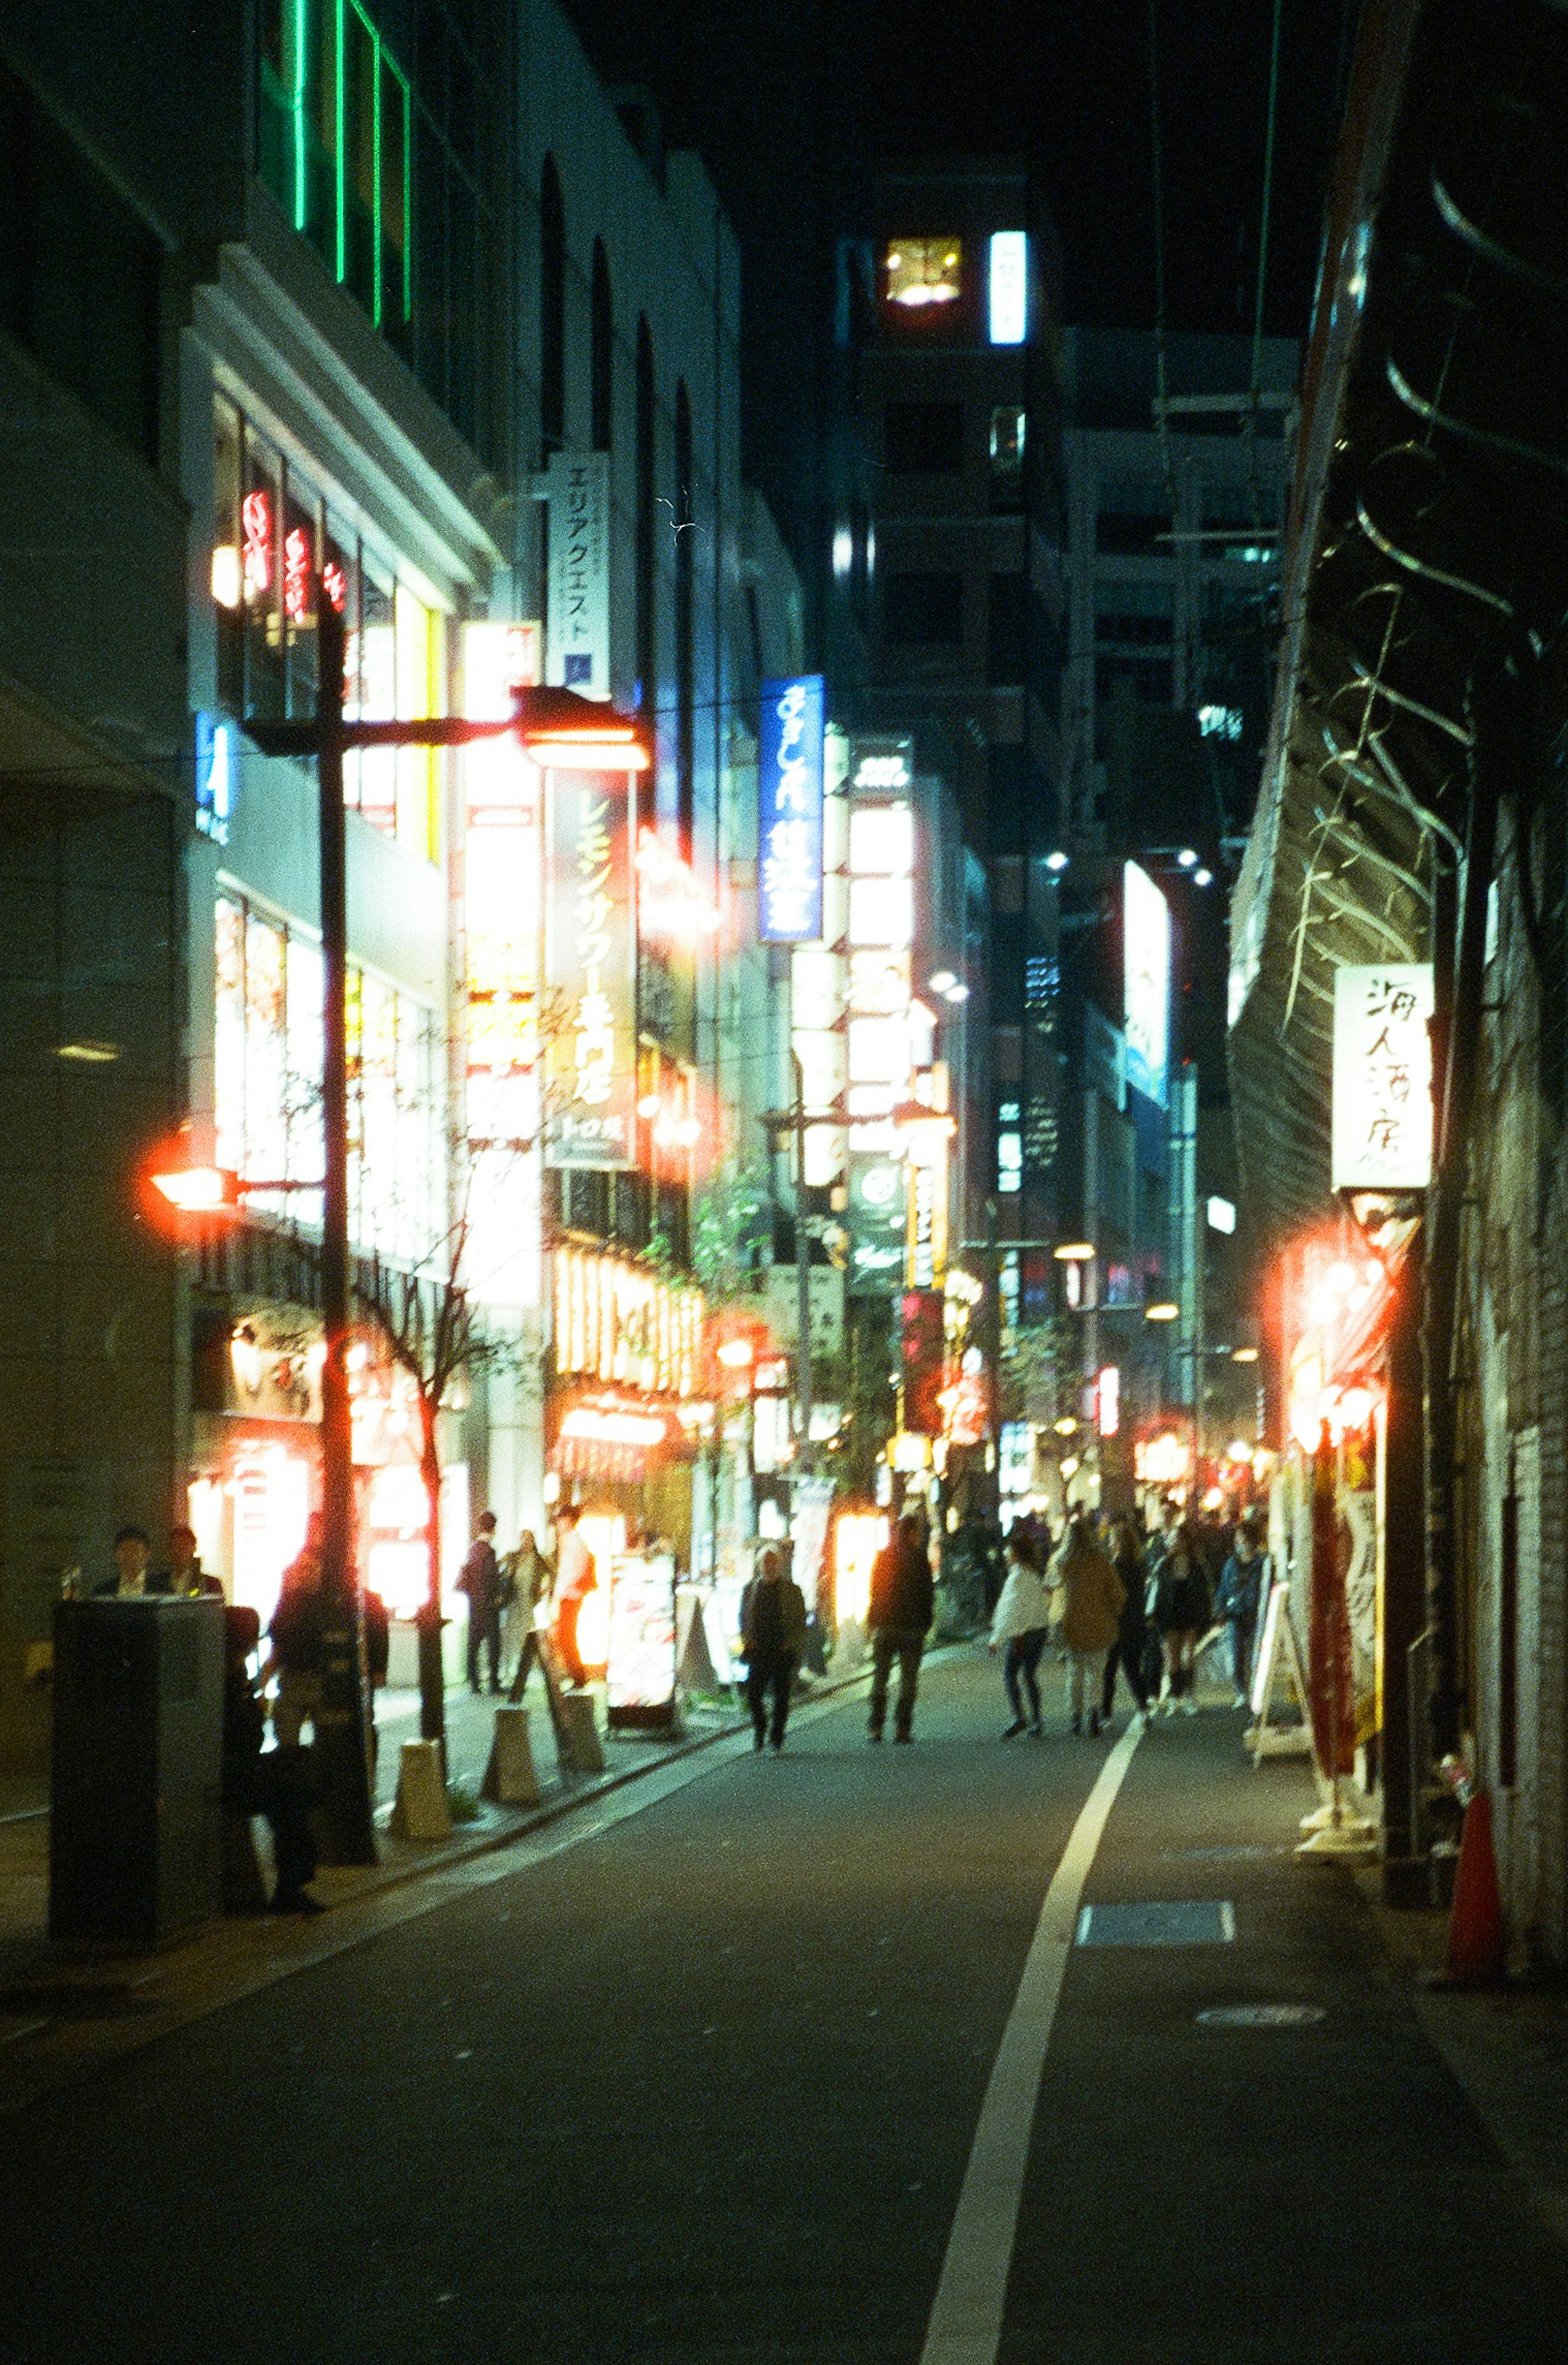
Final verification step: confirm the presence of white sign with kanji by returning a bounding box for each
[1331,962,1434,1191]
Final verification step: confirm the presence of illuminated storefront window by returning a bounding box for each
[215,890,438,1257]
[552,1247,702,1401]
[212,393,445,854]
[885,237,961,309]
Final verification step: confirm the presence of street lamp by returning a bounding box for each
[233,588,649,1862]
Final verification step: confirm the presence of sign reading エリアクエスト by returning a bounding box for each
[1331,963,1434,1191]
[544,768,637,1169]
[758,675,825,942]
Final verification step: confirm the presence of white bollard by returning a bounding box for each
[390,1737,452,1841]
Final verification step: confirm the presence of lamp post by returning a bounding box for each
[233,593,647,1861]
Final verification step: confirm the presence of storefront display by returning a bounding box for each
[605,1551,678,1728]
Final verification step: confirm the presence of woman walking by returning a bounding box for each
[1049,1514,1126,1736]
[987,1530,1055,1737]
[1150,1516,1210,1712]
[1101,1514,1150,1721]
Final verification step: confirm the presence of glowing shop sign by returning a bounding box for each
[1331,963,1434,1191]
[606,1552,678,1722]
[1123,861,1170,1109]
[241,489,272,595]
[544,769,637,1168]
[283,524,313,623]
[988,231,1028,344]
[546,451,610,697]
[758,675,825,942]
[194,713,233,847]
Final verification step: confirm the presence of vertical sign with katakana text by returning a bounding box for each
[1331,962,1434,1191]
[544,768,638,1168]
[546,451,610,698]
[759,675,825,942]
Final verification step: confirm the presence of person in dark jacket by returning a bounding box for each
[866,1513,935,1743]
[1101,1514,1150,1720]
[739,1546,808,1753]
[458,1510,504,1696]
[223,1607,321,1915]
[265,1520,326,1745]
[1215,1515,1268,1707]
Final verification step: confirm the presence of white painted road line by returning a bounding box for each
[919,1717,1143,2365]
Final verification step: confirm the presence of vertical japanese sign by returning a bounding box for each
[759,675,825,942]
[1331,963,1434,1190]
[544,768,638,1169]
[546,451,610,698]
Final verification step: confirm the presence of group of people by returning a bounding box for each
[987,1501,1273,1738]
[454,1505,598,1696]
[738,1509,938,1755]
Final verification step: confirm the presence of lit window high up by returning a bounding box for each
[848,803,914,876]
[988,232,1027,343]
[886,238,961,309]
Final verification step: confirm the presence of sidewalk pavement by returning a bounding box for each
[0,1667,759,2111]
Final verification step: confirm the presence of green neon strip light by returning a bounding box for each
[291,0,307,231]
[334,0,345,283]
[370,12,381,326]
[396,68,411,324]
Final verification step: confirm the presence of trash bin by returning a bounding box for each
[49,1595,225,1949]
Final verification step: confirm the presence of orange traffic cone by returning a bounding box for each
[1446,1789,1506,1984]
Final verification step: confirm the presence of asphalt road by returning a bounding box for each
[1,1651,1564,2364]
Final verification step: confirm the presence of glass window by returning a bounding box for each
[244,910,290,1205]
[989,406,1025,511]
[885,237,961,310]
[997,1131,1023,1192]
[285,935,324,1224]
[1096,480,1170,556]
[354,552,397,824]
[394,584,438,857]
[343,2,377,312]
[214,897,247,1174]
[988,231,1027,344]
[379,57,410,329]
[283,470,319,718]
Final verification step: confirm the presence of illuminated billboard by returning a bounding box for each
[545,452,610,696]
[759,676,825,941]
[543,769,638,1168]
[988,232,1028,344]
[1123,861,1170,1109]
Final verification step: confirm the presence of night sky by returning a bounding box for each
[562,0,1357,567]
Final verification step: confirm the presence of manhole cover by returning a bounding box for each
[1196,2003,1327,2028]
[1076,1900,1235,1947]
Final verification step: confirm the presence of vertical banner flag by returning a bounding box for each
[759,675,825,942]
[1331,962,1434,1190]
[544,768,638,1168]
[546,451,610,698]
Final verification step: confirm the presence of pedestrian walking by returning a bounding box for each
[1101,1513,1150,1720]
[458,1510,505,1696]
[1215,1513,1268,1707]
[502,1527,551,1684]
[1149,1516,1211,1712]
[987,1530,1054,1737]
[265,1517,326,1746]
[1049,1514,1125,1735]
[739,1546,807,1752]
[866,1512,935,1743]
[552,1504,597,1689]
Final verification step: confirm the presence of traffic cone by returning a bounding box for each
[1446,1789,1506,1984]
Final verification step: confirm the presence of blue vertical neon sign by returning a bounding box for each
[758,675,825,943]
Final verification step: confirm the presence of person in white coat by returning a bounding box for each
[987,1532,1057,1737]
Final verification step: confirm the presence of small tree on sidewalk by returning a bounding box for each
[354,1198,514,1765]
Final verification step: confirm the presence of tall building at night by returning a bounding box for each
[0,0,800,1763]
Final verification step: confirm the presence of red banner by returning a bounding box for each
[1307,1425,1356,1777]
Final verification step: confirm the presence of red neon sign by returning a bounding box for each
[322,558,347,615]
[283,525,313,623]
[241,490,273,596]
